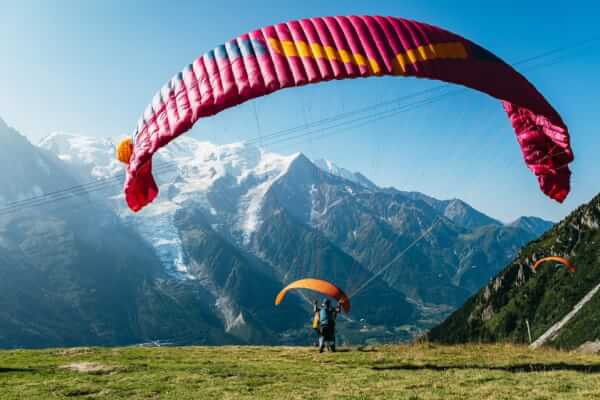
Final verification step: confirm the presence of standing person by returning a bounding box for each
[316,298,341,353]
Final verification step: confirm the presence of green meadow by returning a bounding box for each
[1,343,599,399]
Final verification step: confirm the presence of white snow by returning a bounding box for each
[120,197,195,280]
[215,295,246,332]
[315,198,343,218]
[238,151,298,241]
[313,158,378,189]
[39,133,122,179]
[160,140,299,242]
[314,158,352,180]
[241,181,271,237]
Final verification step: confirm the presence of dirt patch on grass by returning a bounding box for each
[60,362,117,374]
[577,341,600,354]
[54,348,93,356]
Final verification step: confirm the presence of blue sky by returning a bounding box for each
[1,0,598,222]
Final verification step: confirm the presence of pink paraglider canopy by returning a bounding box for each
[122,15,573,212]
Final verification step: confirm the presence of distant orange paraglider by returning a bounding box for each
[275,278,350,313]
[532,256,576,273]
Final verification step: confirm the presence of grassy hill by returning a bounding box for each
[428,193,600,348]
[1,344,600,399]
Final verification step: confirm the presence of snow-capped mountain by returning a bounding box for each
[33,132,555,345]
[39,133,297,240]
[0,123,230,349]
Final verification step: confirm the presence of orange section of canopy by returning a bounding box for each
[275,278,350,313]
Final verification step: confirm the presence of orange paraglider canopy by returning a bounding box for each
[275,278,350,313]
[532,256,576,273]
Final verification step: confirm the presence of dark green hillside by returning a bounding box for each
[429,193,600,349]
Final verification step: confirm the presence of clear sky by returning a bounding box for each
[1,0,598,222]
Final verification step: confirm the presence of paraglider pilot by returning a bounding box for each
[313,299,341,353]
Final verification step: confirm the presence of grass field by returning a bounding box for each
[1,343,600,399]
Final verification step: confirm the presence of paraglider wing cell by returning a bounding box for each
[121,15,573,212]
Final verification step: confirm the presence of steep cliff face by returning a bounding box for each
[429,194,600,349]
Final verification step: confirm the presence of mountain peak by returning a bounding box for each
[286,151,311,165]
[0,116,7,129]
[508,216,554,236]
[442,199,502,228]
[312,158,378,189]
